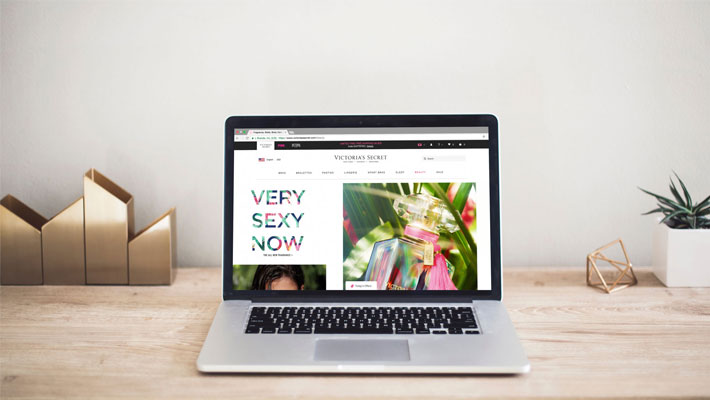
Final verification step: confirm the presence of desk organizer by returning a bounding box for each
[0,168,176,285]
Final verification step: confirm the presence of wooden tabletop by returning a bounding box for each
[1,267,709,399]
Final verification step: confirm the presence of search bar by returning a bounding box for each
[422,155,466,162]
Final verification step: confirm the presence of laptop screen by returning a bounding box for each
[229,123,494,293]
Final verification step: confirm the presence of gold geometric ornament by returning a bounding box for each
[586,238,637,293]
[1,168,177,286]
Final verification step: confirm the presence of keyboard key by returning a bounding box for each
[314,327,345,334]
[450,322,477,329]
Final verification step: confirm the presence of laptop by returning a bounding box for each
[197,114,530,373]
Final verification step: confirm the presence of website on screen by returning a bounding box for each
[231,128,491,292]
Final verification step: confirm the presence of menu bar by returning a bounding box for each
[272,140,487,150]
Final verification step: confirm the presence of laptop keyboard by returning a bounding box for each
[245,306,479,335]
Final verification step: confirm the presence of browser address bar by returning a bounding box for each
[234,132,487,141]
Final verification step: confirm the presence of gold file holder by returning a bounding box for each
[0,195,47,284]
[42,197,86,284]
[84,169,134,284]
[129,208,177,285]
[587,238,637,293]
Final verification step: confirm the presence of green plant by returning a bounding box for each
[639,173,710,229]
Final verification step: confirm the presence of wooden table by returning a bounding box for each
[1,267,709,399]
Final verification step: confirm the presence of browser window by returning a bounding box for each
[232,127,491,291]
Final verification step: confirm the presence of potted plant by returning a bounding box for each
[640,173,710,287]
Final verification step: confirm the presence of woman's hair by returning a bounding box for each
[251,265,305,290]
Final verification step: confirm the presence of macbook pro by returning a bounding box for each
[197,114,529,373]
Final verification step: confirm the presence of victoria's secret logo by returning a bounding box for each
[333,155,387,161]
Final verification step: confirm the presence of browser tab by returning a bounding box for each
[248,130,289,135]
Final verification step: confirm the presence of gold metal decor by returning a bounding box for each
[587,238,637,293]
[0,195,47,284]
[1,168,176,286]
[129,208,177,285]
[42,197,86,284]
[83,168,134,284]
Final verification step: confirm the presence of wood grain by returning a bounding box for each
[1,267,709,399]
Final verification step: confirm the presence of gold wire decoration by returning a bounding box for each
[587,238,637,293]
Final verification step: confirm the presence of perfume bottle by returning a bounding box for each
[363,193,459,290]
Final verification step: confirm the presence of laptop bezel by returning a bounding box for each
[222,114,501,302]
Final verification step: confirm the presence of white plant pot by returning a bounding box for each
[652,222,710,287]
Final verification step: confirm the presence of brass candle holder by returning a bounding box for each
[42,197,86,284]
[129,208,177,285]
[0,195,47,284]
[587,238,637,294]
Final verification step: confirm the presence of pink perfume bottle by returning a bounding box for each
[363,193,459,290]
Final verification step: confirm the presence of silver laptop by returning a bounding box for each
[197,115,529,373]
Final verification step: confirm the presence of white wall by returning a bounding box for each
[2,0,709,268]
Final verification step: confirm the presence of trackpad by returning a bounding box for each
[314,339,410,362]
